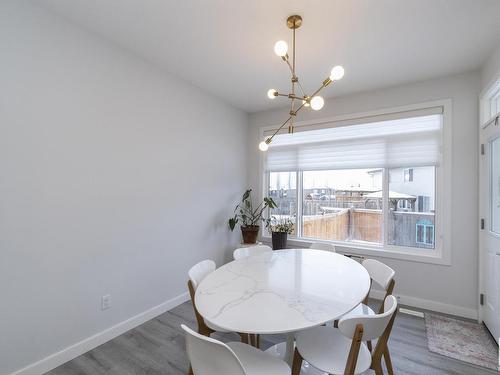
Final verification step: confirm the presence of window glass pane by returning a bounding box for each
[268,172,297,234]
[492,136,500,234]
[426,225,434,245]
[388,166,436,249]
[302,169,382,244]
[416,224,424,243]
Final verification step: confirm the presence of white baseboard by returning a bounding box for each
[10,292,190,375]
[370,289,478,320]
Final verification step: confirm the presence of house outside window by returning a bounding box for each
[416,219,435,247]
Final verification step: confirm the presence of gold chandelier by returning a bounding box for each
[259,15,345,152]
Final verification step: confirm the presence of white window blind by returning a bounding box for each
[265,110,442,172]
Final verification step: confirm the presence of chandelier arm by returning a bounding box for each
[266,116,293,144]
[292,27,296,76]
[296,80,307,97]
[292,100,307,115]
[287,94,305,100]
[310,78,333,99]
[268,80,332,145]
[284,56,307,97]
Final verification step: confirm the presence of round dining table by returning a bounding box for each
[195,249,371,370]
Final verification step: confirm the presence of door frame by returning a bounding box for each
[478,74,500,324]
[479,125,500,327]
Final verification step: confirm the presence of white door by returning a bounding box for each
[480,119,500,342]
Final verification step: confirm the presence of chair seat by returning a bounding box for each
[227,342,290,375]
[340,303,376,320]
[296,326,372,375]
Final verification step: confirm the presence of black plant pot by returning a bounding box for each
[272,232,288,250]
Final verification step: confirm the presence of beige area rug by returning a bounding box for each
[425,313,498,370]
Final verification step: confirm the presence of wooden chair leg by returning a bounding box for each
[291,347,303,375]
[384,348,394,375]
[371,361,384,375]
[256,334,260,348]
[367,340,372,352]
[188,365,193,375]
[198,327,212,337]
[249,334,256,347]
[344,324,363,375]
[239,333,249,344]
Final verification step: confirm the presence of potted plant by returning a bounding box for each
[228,189,277,244]
[266,216,294,250]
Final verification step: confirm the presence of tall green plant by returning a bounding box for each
[228,189,277,230]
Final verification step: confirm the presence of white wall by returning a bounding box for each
[248,71,481,317]
[0,1,247,374]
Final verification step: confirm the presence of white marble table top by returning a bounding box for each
[195,249,371,334]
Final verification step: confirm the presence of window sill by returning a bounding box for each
[261,235,451,266]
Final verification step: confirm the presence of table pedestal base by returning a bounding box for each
[265,342,328,375]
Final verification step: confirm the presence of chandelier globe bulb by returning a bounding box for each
[310,96,325,111]
[330,65,345,81]
[259,141,269,151]
[267,89,277,99]
[274,41,288,57]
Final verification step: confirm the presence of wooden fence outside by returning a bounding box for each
[301,209,434,249]
[302,209,350,240]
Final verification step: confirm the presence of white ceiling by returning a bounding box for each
[38,0,500,113]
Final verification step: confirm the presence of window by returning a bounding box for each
[268,172,297,233]
[302,169,382,244]
[263,109,443,254]
[481,79,500,125]
[491,136,500,235]
[489,89,500,119]
[416,220,435,246]
[403,168,413,182]
[389,166,435,249]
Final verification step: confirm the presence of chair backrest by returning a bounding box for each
[188,260,216,290]
[338,295,398,341]
[233,245,272,260]
[182,324,246,375]
[309,242,336,252]
[362,259,395,291]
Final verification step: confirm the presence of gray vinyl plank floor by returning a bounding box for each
[46,300,498,375]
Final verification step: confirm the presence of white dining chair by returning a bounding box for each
[333,258,395,354]
[292,295,398,375]
[341,259,396,320]
[309,242,336,252]
[182,324,290,375]
[187,260,253,375]
[233,244,272,260]
[188,260,248,339]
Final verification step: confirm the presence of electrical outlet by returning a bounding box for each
[101,294,111,310]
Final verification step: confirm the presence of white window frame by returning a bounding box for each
[480,78,500,128]
[257,100,452,266]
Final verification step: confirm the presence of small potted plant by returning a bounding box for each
[266,216,294,250]
[228,189,277,244]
